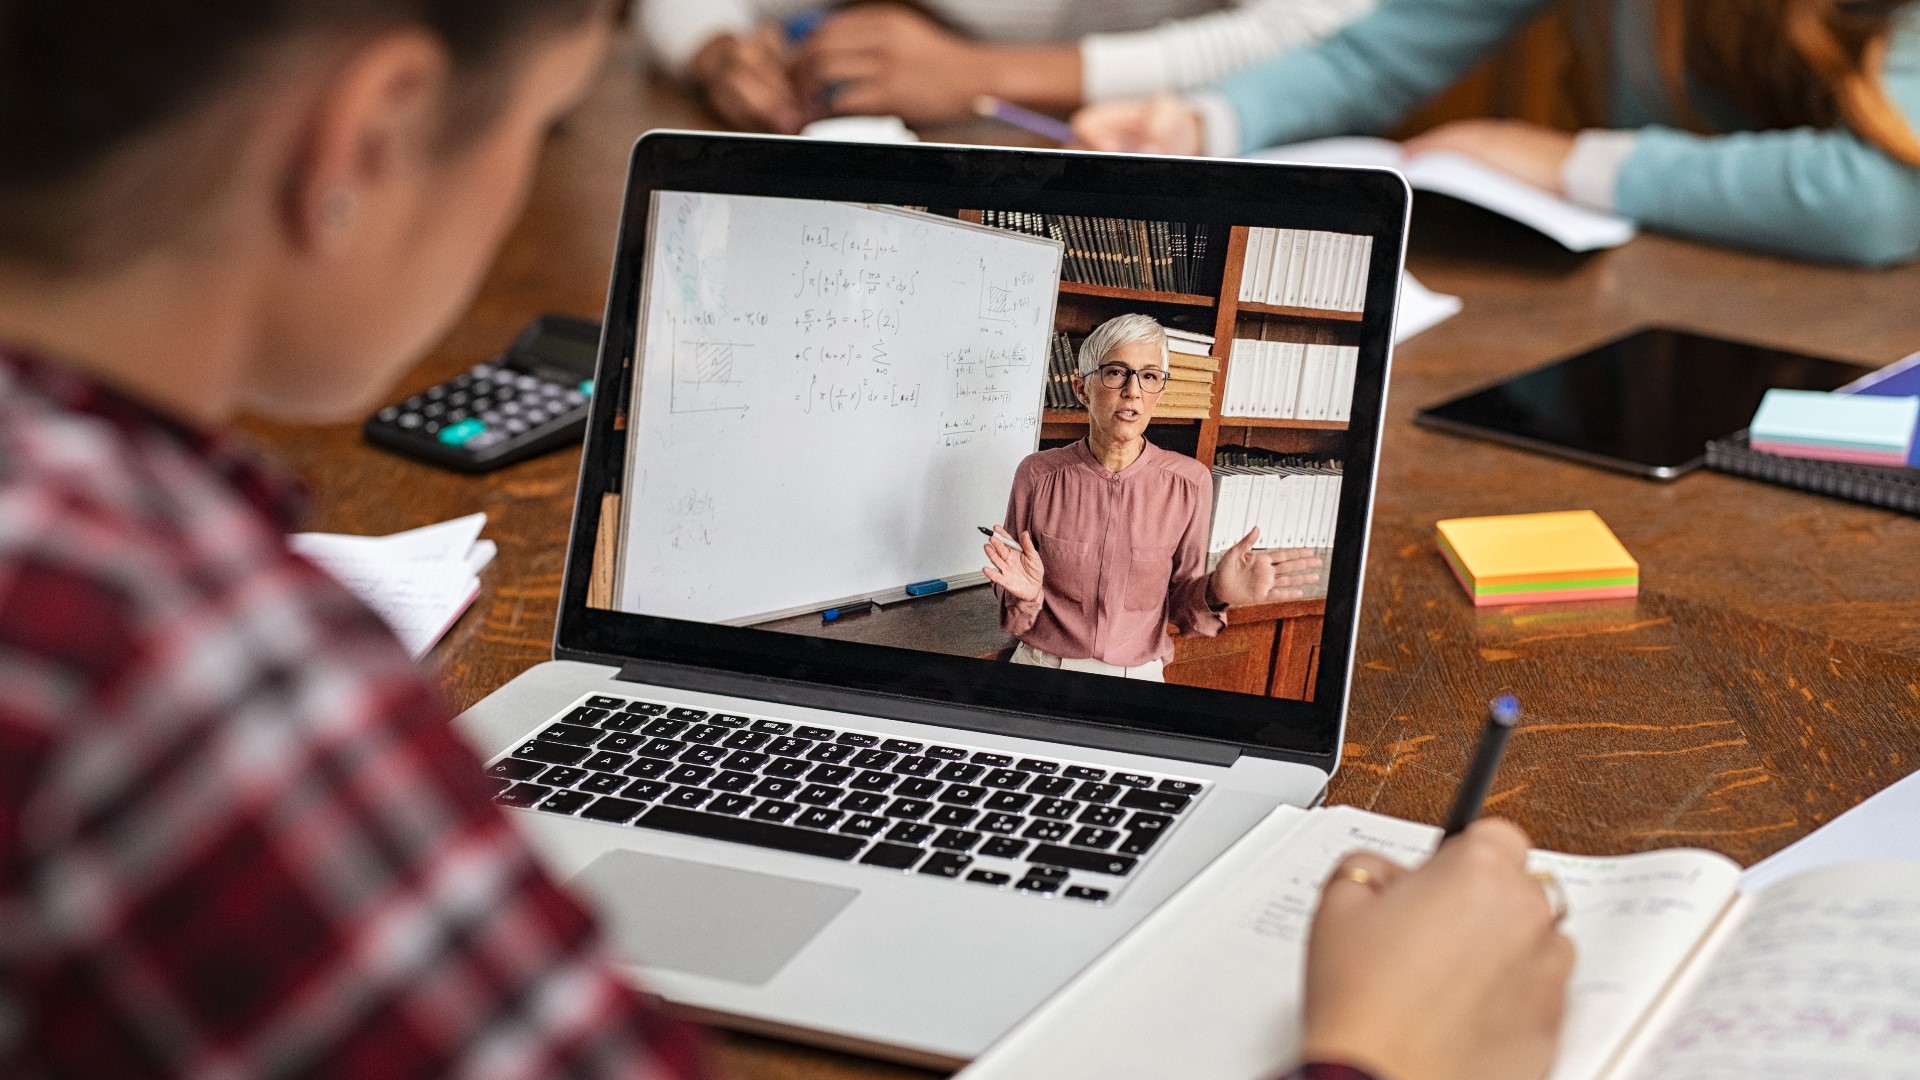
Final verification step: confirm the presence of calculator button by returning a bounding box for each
[579,379,595,396]
[514,375,539,391]
[445,408,469,423]
[426,385,447,400]
[481,410,504,424]
[468,432,506,449]
[438,418,487,447]
[396,413,422,429]
[500,400,523,414]
[423,420,442,434]
[504,418,528,433]
[566,389,588,406]
[448,390,469,405]
[377,406,399,421]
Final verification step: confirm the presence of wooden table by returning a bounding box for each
[240,50,1920,1080]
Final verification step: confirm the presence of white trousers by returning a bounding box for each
[1010,641,1166,681]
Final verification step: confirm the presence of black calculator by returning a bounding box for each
[364,314,602,472]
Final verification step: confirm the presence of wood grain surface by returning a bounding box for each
[238,45,1920,1080]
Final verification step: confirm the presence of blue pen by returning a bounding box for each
[1442,695,1521,837]
[822,599,875,623]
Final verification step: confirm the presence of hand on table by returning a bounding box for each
[981,527,1045,603]
[1302,819,1575,1080]
[1071,94,1205,155]
[689,26,804,134]
[793,4,991,123]
[1403,119,1575,194]
[1207,529,1321,607]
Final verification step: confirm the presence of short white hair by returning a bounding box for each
[1076,313,1169,377]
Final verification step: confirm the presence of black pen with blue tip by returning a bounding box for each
[1442,694,1522,838]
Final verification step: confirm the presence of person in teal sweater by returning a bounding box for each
[1072,0,1920,267]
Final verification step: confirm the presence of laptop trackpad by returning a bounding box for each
[572,850,858,986]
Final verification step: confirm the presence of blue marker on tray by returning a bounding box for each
[821,600,875,623]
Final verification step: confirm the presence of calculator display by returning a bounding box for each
[519,327,599,373]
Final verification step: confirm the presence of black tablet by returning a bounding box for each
[1414,327,1872,479]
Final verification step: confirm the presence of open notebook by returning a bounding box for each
[956,804,1920,1080]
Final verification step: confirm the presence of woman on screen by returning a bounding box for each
[983,314,1323,681]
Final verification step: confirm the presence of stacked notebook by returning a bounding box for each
[1705,352,1920,516]
[1237,226,1373,313]
[981,210,1215,295]
[1435,510,1638,607]
[1208,450,1343,553]
[1220,339,1358,421]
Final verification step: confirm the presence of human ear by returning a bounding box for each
[1072,373,1089,407]
[280,30,451,252]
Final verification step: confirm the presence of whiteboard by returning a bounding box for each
[617,192,1063,624]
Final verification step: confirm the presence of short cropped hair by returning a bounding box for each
[1076,313,1169,377]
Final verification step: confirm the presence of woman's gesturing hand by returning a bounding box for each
[1070,94,1205,155]
[1301,820,1576,1080]
[1207,528,1322,607]
[982,527,1046,603]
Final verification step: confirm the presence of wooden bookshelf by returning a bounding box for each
[1236,300,1364,322]
[1217,417,1349,430]
[1057,280,1216,308]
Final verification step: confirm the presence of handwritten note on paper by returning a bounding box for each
[1629,863,1920,1080]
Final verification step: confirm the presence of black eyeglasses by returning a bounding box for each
[1091,363,1168,394]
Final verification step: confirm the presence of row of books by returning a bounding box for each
[1221,339,1358,421]
[982,211,1216,295]
[1041,329,1219,421]
[1238,227,1373,313]
[1042,331,1083,410]
[1208,451,1344,553]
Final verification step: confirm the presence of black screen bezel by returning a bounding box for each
[554,132,1408,767]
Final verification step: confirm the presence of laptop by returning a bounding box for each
[455,132,1408,1068]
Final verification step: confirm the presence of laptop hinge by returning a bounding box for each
[613,658,1248,768]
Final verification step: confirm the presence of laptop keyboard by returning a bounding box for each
[483,693,1208,904]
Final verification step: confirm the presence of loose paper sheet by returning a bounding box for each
[290,513,494,659]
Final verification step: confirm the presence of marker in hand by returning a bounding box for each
[979,525,1022,551]
[1441,695,1521,838]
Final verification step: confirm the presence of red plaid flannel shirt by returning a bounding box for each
[0,349,707,1078]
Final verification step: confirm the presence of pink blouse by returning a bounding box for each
[997,439,1225,666]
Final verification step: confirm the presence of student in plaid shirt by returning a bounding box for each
[0,0,1571,1077]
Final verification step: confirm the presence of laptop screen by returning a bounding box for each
[558,134,1407,766]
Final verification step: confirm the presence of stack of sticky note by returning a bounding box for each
[1435,510,1638,607]
[1749,388,1920,467]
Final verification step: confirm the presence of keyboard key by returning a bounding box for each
[767,736,813,756]
[1029,844,1138,877]
[622,779,670,801]
[488,758,545,781]
[636,804,862,860]
[851,770,898,791]
[663,764,716,786]
[796,784,842,806]
[1076,782,1122,804]
[984,791,1033,812]
[932,829,981,852]
[751,777,800,799]
[637,738,685,758]
[680,745,728,767]
[722,751,769,771]
[664,786,713,808]
[600,713,645,733]
[583,750,635,773]
[578,771,629,795]
[1064,886,1111,903]
[884,798,932,820]
[1071,826,1121,849]
[836,732,879,747]
[764,758,810,779]
[795,807,844,830]
[850,749,897,769]
[806,743,855,764]
[1027,775,1075,796]
[622,758,671,779]
[710,770,756,793]
[621,701,668,716]
[564,706,611,726]
[937,762,984,783]
[920,852,973,877]
[978,813,1024,834]
[886,822,935,845]
[641,719,689,738]
[1024,819,1071,842]
[537,766,590,788]
[514,741,588,766]
[896,778,942,799]
[926,746,969,760]
[939,784,987,806]
[580,796,648,823]
[1034,798,1078,819]
[1158,779,1203,795]
[930,806,979,827]
[970,751,1012,767]
[1063,766,1107,781]
[892,756,940,776]
[752,719,793,734]
[1079,805,1125,827]
[596,732,645,755]
[840,814,887,837]
[496,783,552,808]
[808,764,855,784]
[540,723,603,747]
[749,800,801,823]
[860,843,925,870]
[1015,876,1060,895]
[1119,830,1163,856]
[967,870,1012,886]
[983,769,1030,789]
[705,713,748,727]
[682,724,726,744]
[665,707,710,722]
[584,696,627,710]
[1128,812,1173,833]
[881,739,924,754]
[841,791,889,814]
[722,731,769,751]
[1119,790,1193,814]
[709,793,755,816]
[979,837,1029,859]
[1111,772,1155,787]
[539,791,594,814]
[795,726,837,741]
[1017,758,1060,774]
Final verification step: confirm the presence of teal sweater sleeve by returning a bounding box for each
[1211,0,1552,152]
[1614,23,1920,268]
